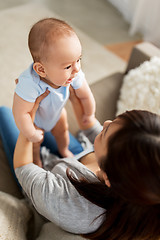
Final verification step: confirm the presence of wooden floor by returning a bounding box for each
[105,40,142,62]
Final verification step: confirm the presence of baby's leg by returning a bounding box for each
[51,108,73,158]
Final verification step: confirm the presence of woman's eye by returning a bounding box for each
[65,65,71,70]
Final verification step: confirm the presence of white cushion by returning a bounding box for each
[117,56,160,115]
[0,191,31,240]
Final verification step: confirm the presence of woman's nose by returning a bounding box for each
[103,120,112,129]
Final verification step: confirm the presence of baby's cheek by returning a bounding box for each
[63,71,71,79]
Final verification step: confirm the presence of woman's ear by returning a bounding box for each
[33,62,46,78]
[103,172,111,187]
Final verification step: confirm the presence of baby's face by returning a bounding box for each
[42,34,82,88]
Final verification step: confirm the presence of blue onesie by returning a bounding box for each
[15,64,85,131]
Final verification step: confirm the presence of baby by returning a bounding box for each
[12,18,96,166]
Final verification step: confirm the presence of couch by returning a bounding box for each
[0,41,160,240]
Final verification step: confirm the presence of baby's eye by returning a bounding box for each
[77,57,82,62]
[64,65,71,70]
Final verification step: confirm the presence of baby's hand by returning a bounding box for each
[28,129,44,143]
[82,114,95,125]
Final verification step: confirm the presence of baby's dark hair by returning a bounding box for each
[28,18,75,62]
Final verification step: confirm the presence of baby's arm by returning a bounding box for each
[74,79,96,124]
[12,93,43,142]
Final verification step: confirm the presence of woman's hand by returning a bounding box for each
[30,89,50,122]
[13,89,50,169]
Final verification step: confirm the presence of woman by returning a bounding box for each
[1,89,160,240]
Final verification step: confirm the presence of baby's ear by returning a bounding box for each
[33,62,46,78]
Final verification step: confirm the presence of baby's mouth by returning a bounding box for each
[66,78,72,84]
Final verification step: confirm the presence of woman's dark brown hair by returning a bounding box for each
[68,110,160,240]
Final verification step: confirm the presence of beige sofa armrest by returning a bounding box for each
[125,42,160,73]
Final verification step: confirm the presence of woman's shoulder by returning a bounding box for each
[15,160,105,234]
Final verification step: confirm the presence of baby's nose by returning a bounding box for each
[73,62,80,73]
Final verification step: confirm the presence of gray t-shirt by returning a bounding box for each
[15,147,105,234]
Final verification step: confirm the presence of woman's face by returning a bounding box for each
[94,119,121,162]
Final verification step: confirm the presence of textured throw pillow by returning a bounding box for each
[0,191,32,240]
[116,56,160,115]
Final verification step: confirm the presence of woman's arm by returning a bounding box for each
[13,133,33,169]
[13,90,50,169]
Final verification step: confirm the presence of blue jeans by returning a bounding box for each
[0,106,83,185]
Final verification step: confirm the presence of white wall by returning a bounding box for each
[108,0,160,47]
[108,0,138,22]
